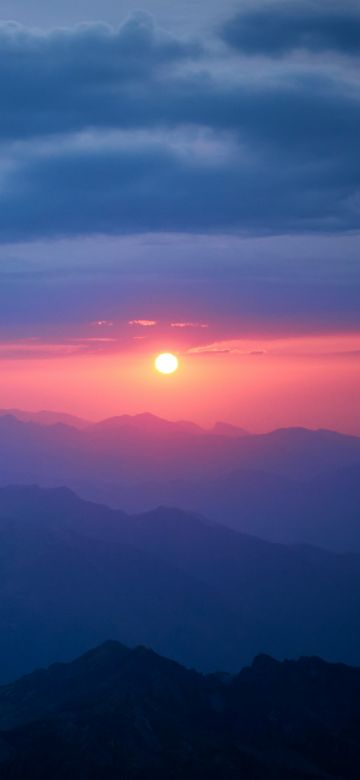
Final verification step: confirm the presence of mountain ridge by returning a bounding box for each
[0,640,359,778]
[0,414,359,496]
[0,485,360,683]
[0,408,250,437]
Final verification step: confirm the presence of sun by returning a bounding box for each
[155,353,179,375]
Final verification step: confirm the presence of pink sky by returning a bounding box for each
[0,330,359,434]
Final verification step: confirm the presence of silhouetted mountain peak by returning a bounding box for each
[0,408,90,428]
[1,643,360,778]
[75,639,130,667]
[210,421,249,437]
[138,504,209,528]
[243,652,353,690]
[0,413,24,427]
[250,652,280,671]
[0,484,88,518]
[89,412,205,437]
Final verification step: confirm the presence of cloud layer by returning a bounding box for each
[0,7,358,239]
[222,1,360,57]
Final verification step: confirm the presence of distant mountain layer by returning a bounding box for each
[0,641,359,778]
[0,413,358,485]
[0,409,249,436]
[0,408,90,429]
[0,415,360,484]
[0,485,360,683]
[0,413,359,551]
[80,464,360,552]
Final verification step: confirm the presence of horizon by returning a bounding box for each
[1,340,359,434]
[1,404,360,438]
[2,404,360,439]
[0,2,359,434]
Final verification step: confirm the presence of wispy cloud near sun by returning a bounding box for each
[170,322,208,329]
[128,320,158,327]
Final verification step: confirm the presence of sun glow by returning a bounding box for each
[155,353,179,375]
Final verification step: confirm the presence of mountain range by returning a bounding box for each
[0,640,359,779]
[0,409,249,437]
[91,464,360,552]
[0,485,360,684]
[0,411,359,551]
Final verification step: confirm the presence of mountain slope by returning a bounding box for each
[90,465,360,552]
[0,408,90,429]
[0,642,359,778]
[0,415,359,489]
[0,416,359,556]
[0,486,360,683]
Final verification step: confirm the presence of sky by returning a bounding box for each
[0,0,359,432]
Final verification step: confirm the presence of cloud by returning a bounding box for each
[0,337,115,359]
[187,334,360,358]
[0,116,359,240]
[170,322,208,328]
[0,15,200,142]
[187,340,265,355]
[0,11,358,240]
[2,319,358,358]
[128,319,157,327]
[222,2,360,57]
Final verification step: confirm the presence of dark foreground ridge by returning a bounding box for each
[0,641,360,778]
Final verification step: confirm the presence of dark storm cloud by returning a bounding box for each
[222,1,360,57]
[0,10,359,239]
[0,13,200,141]
[0,128,358,240]
[0,16,357,148]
